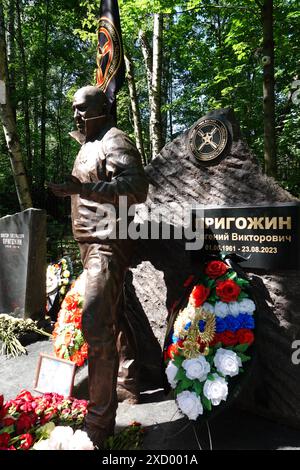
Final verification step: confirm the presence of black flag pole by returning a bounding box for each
[96,0,125,122]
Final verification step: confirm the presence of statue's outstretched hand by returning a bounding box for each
[47,175,82,197]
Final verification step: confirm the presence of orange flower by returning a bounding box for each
[63,331,73,347]
[71,351,84,367]
[64,294,80,311]
[81,343,88,354]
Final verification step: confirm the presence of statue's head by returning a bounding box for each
[72,86,110,140]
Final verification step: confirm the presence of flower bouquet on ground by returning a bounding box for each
[163,257,256,421]
[0,315,51,357]
[0,390,88,450]
[0,390,144,450]
[52,273,88,367]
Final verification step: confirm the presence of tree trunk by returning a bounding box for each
[124,53,146,165]
[40,0,50,197]
[0,3,32,210]
[139,29,152,99]
[150,13,163,160]
[7,0,16,121]
[16,0,33,185]
[262,0,276,178]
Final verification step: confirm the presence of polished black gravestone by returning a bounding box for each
[0,208,46,319]
[125,108,300,429]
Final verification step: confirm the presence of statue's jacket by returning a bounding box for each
[70,123,148,246]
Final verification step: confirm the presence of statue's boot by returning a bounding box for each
[117,300,140,404]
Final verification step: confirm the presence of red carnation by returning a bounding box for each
[205,260,228,279]
[237,329,254,346]
[189,284,210,307]
[216,279,241,303]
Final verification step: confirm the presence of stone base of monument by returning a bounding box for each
[0,208,46,320]
[125,108,300,430]
[1,338,300,449]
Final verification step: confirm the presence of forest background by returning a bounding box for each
[0,0,299,261]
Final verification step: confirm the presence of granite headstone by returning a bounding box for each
[0,208,46,319]
[125,108,300,428]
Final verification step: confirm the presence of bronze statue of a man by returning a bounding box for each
[49,85,148,448]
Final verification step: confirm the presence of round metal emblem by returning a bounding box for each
[189,119,229,162]
[96,16,123,92]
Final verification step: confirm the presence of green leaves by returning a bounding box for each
[207,373,216,381]
[175,367,186,382]
[238,291,249,301]
[202,396,212,411]
[173,354,184,368]
[236,352,251,362]
[235,277,250,287]
[234,343,250,353]
[192,380,203,397]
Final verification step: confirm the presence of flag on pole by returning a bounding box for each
[96,0,125,105]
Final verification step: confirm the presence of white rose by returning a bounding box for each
[203,374,228,406]
[166,361,179,389]
[182,356,210,382]
[203,302,215,314]
[214,348,242,377]
[239,299,256,315]
[176,391,203,420]
[228,302,240,317]
[214,301,229,318]
[65,430,94,450]
[48,426,74,450]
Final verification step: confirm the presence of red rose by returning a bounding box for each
[19,433,33,450]
[0,394,4,408]
[205,261,228,279]
[16,414,34,433]
[0,433,10,448]
[3,417,15,427]
[218,331,238,346]
[0,405,8,420]
[209,334,221,346]
[216,279,241,302]
[237,329,254,345]
[189,284,210,307]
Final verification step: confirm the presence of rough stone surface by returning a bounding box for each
[125,108,300,428]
